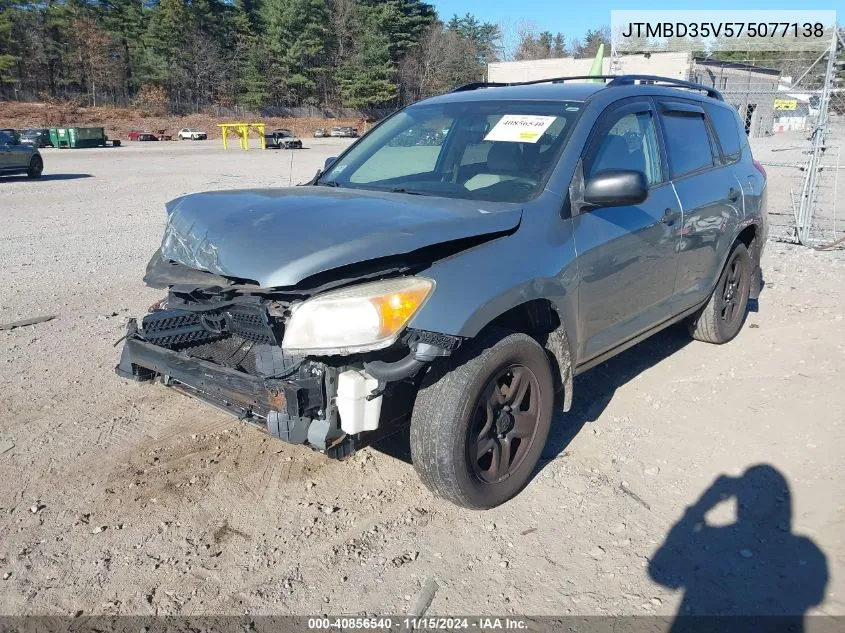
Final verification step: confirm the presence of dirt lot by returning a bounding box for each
[1,139,843,619]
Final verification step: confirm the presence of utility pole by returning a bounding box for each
[609,31,622,76]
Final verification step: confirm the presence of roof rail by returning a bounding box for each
[451,81,510,92]
[451,75,617,93]
[451,74,724,101]
[607,75,724,101]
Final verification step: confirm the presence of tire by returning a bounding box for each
[27,155,43,179]
[687,241,752,344]
[410,329,554,509]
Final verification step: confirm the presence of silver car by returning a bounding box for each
[1,129,43,178]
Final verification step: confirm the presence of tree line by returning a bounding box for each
[0,0,623,113]
[0,0,505,111]
[0,0,511,112]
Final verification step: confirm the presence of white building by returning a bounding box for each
[487,52,781,137]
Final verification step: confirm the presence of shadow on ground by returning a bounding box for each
[540,322,691,461]
[373,323,693,469]
[1,173,93,182]
[650,465,828,632]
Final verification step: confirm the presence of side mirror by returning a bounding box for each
[583,170,648,208]
[324,156,337,171]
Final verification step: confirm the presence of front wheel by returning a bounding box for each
[27,155,43,179]
[687,241,752,344]
[410,329,554,509]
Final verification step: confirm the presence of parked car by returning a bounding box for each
[129,131,153,141]
[264,129,302,149]
[1,129,43,178]
[20,128,52,148]
[116,75,767,509]
[178,128,207,141]
[313,128,328,138]
[329,126,358,138]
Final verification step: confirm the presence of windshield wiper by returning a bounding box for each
[389,187,426,196]
[318,180,342,188]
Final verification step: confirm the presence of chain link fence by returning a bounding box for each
[715,40,844,248]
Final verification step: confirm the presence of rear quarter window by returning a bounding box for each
[706,104,742,161]
[661,112,714,178]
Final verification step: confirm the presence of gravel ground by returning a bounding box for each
[0,138,843,618]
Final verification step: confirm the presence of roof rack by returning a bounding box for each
[451,74,724,101]
[452,76,617,93]
[607,75,723,101]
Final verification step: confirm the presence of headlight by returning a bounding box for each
[282,277,434,355]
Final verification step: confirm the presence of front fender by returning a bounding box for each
[410,208,577,338]
[409,228,579,412]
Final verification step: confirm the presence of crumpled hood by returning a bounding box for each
[160,186,522,288]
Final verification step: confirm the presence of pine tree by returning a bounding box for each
[97,0,149,101]
[232,3,267,108]
[336,5,397,108]
[0,0,19,83]
[144,0,187,88]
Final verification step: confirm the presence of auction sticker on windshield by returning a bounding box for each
[484,115,557,143]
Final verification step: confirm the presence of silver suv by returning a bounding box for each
[1,129,43,178]
[117,75,767,509]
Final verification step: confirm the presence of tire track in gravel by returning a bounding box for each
[43,389,231,472]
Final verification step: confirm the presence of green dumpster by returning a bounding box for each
[48,127,107,149]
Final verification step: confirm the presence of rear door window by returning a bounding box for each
[660,111,715,178]
[706,104,742,162]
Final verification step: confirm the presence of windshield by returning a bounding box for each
[319,100,582,203]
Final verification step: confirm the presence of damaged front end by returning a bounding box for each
[115,186,524,457]
[115,280,460,459]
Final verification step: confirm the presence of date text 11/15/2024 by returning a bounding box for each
[307,617,530,630]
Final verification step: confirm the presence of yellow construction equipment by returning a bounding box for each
[218,123,266,150]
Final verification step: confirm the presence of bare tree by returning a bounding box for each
[71,18,121,106]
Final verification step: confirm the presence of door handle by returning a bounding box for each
[728,188,741,202]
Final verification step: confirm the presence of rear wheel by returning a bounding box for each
[688,241,751,344]
[410,329,554,509]
[27,155,43,179]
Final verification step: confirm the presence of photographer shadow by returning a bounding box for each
[649,465,828,632]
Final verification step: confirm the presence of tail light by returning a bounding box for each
[752,159,767,179]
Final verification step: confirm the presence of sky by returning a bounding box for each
[430,1,842,47]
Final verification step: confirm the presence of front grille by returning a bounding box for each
[182,335,258,374]
[184,337,303,378]
[141,310,213,347]
[227,305,277,344]
[140,305,302,378]
[142,304,280,347]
